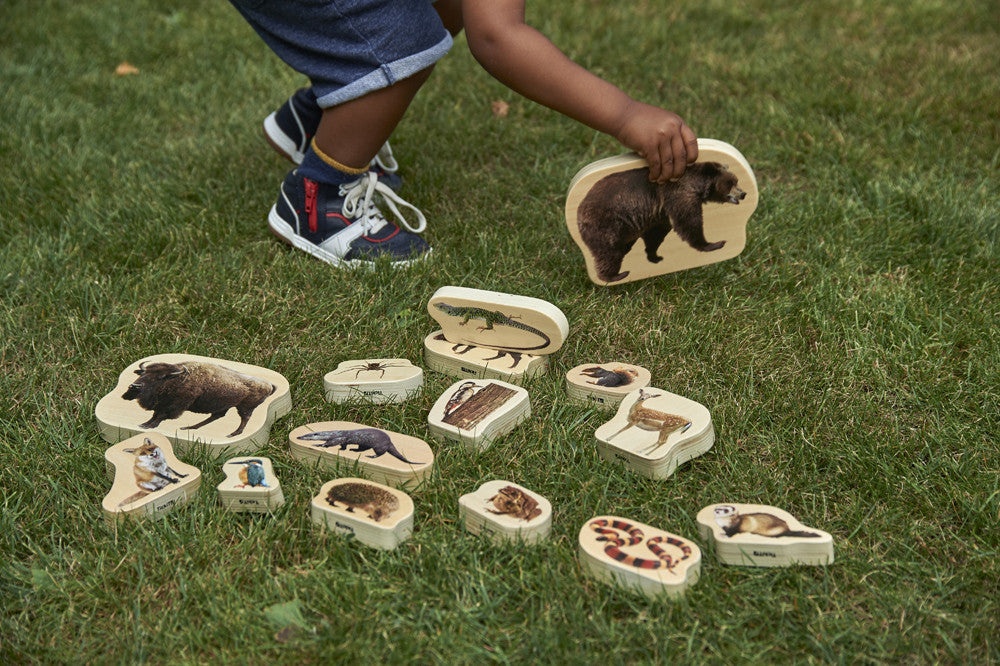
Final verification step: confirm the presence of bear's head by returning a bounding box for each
[689,162,746,205]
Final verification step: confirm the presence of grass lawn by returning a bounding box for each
[2,0,998,662]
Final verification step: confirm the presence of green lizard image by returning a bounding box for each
[433,303,551,352]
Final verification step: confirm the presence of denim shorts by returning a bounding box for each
[230,0,453,107]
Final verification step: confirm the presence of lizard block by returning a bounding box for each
[427,286,569,356]
[565,139,758,285]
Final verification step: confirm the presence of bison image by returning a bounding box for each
[123,361,276,438]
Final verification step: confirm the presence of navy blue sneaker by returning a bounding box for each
[263,88,403,190]
[268,170,430,267]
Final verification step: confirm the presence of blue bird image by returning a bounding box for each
[231,459,269,488]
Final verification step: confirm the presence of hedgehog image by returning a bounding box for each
[325,482,399,522]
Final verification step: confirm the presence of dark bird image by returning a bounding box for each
[581,366,639,387]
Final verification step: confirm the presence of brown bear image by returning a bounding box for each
[576,162,746,283]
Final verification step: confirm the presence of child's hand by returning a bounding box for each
[615,100,699,183]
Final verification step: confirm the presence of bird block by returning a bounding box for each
[288,421,433,489]
[427,286,569,355]
[458,480,552,544]
[565,362,651,408]
[102,433,201,525]
[427,379,531,452]
[323,358,422,404]
[578,516,701,599]
[565,139,758,285]
[594,387,714,479]
[696,503,834,567]
[310,477,414,550]
[95,353,292,457]
[216,456,284,513]
[423,331,548,384]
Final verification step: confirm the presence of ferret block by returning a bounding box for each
[594,387,714,479]
[696,503,834,567]
[578,515,701,599]
[323,358,423,404]
[458,480,552,545]
[310,477,414,550]
[102,433,201,525]
[423,330,548,384]
[565,362,651,409]
[288,421,433,490]
[95,353,292,457]
[427,286,569,356]
[216,456,284,513]
[565,139,758,286]
[427,379,531,452]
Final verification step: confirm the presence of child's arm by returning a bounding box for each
[461,0,697,182]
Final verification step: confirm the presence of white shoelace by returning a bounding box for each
[340,172,426,234]
[374,141,399,174]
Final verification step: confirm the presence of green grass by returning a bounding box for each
[2,0,998,662]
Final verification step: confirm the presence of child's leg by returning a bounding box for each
[312,67,435,172]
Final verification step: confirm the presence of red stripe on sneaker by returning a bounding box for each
[365,227,400,242]
[304,178,318,233]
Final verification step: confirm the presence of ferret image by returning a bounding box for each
[713,505,820,539]
[325,482,399,522]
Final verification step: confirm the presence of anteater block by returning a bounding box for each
[102,433,201,525]
[427,379,531,452]
[594,387,714,479]
[696,503,834,567]
[565,362,651,409]
[95,353,292,457]
[565,139,758,285]
[217,456,284,513]
[310,478,414,550]
[578,515,701,599]
[427,286,569,355]
[323,358,423,404]
[288,421,433,489]
[424,331,548,383]
[458,480,552,544]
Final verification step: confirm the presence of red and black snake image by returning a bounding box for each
[589,519,692,572]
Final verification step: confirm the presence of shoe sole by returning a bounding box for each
[263,113,305,165]
[267,204,430,269]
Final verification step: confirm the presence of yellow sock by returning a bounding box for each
[310,139,369,175]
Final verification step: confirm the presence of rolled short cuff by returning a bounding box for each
[314,32,453,107]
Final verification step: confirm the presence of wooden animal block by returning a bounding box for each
[458,480,552,544]
[578,516,700,599]
[288,421,433,489]
[102,433,201,525]
[565,139,758,285]
[427,286,569,356]
[594,387,714,479]
[216,456,284,513]
[310,478,414,550]
[565,362,651,409]
[696,503,835,567]
[323,358,423,404]
[95,353,292,457]
[424,331,548,384]
[427,379,531,452]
